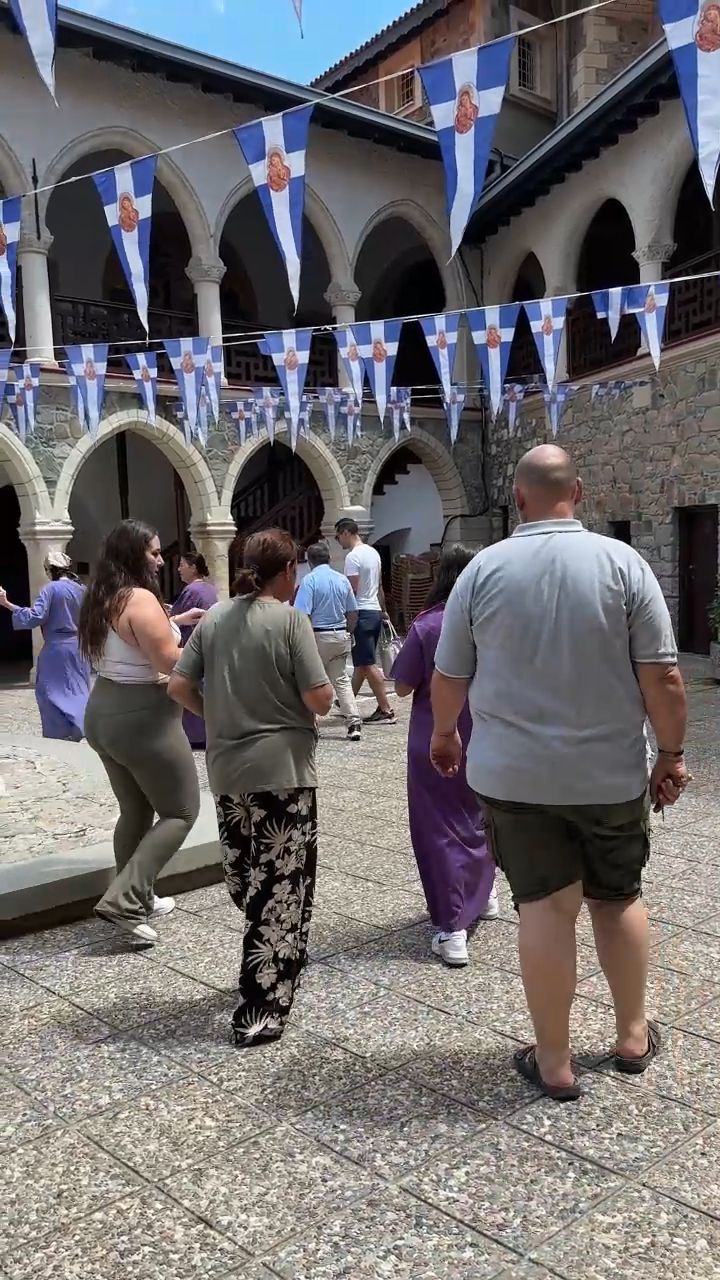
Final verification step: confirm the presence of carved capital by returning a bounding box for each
[185,255,227,286]
[18,229,54,257]
[324,281,361,310]
[632,242,676,268]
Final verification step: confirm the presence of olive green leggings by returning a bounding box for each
[85,677,200,925]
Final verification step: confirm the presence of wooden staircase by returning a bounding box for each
[229,447,324,582]
[372,447,421,497]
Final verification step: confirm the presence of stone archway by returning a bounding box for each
[352,200,466,313]
[0,424,51,523]
[221,425,351,527]
[361,425,468,522]
[52,409,220,526]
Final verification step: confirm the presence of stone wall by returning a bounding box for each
[484,337,720,631]
[568,3,658,113]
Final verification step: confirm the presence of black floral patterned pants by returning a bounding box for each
[215,788,318,1039]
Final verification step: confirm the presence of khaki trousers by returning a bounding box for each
[314,630,359,723]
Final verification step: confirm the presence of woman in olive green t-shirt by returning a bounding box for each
[169,528,333,1048]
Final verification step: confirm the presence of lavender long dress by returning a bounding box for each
[391,603,495,933]
[12,578,90,741]
[170,577,218,747]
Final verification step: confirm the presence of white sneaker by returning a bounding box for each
[151,894,176,917]
[479,886,500,920]
[432,929,468,967]
[96,910,158,945]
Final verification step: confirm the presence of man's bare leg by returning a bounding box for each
[360,663,392,713]
[518,881,584,1088]
[586,896,649,1058]
[351,670,365,697]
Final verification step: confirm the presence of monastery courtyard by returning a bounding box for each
[2,675,720,1280]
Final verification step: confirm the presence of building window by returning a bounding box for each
[397,68,417,111]
[509,6,556,108]
[517,35,538,94]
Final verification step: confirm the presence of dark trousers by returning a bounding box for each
[215,787,318,1037]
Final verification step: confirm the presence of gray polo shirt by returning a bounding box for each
[434,519,677,805]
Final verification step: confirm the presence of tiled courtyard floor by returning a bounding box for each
[2,678,720,1278]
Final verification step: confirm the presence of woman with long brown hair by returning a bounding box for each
[169,527,333,1047]
[79,519,203,945]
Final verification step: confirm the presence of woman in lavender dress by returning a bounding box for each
[392,546,497,969]
[0,551,90,740]
[170,552,218,748]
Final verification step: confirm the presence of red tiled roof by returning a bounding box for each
[312,0,459,89]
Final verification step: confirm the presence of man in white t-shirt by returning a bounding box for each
[335,518,396,724]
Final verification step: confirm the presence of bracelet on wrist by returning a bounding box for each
[658,748,684,758]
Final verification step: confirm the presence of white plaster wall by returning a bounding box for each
[67,434,180,567]
[370,463,444,557]
[481,99,694,302]
[0,25,467,304]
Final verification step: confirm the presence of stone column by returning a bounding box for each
[186,254,227,346]
[632,242,676,285]
[18,230,56,365]
[189,519,237,600]
[324,282,361,390]
[18,519,74,678]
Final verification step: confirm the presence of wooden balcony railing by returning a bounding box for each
[51,295,338,387]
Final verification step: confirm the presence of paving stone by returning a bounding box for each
[642,1120,720,1217]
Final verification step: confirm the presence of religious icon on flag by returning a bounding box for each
[623,283,671,371]
[0,198,22,343]
[419,314,461,401]
[443,386,466,445]
[164,338,208,441]
[523,297,569,388]
[203,345,224,424]
[125,352,158,424]
[94,158,156,335]
[319,387,342,441]
[659,0,720,206]
[64,345,108,439]
[227,400,257,447]
[334,329,365,407]
[418,37,515,256]
[346,320,403,425]
[233,105,314,310]
[467,305,520,417]
[262,328,313,450]
[255,386,281,444]
[9,1,57,98]
[387,388,411,443]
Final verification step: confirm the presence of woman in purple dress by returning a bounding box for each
[170,552,218,747]
[0,551,90,740]
[392,546,497,968]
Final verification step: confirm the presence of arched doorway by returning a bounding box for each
[569,198,640,377]
[371,444,444,562]
[355,216,446,392]
[667,165,720,347]
[67,431,192,600]
[228,441,324,584]
[218,195,337,386]
[46,148,195,368]
[506,252,546,380]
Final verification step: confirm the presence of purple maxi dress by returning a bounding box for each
[12,578,90,741]
[170,578,218,747]
[391,603,495,932]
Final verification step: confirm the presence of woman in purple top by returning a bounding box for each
[391,546,497,968]
[0,550,90,740]
[170,551,218,748]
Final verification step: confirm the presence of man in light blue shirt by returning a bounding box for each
[294,542,362,741]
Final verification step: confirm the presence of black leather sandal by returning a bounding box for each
[614,1020,661,1074]
[513,1046,582,1102]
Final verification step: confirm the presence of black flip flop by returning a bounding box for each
[614,1020,661,1074]
[513,1045,582,1102]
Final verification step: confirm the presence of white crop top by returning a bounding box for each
[96,619,181,684]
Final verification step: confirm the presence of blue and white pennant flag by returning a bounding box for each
[335,328,366,407]
[262,328,313,450]
[544,384,579,438]
[6,386,27,440]
[339,392,362,446]
[203,345,224,424]
[0,198,22,343]
[418,38,515,256]
[233,106,314,310]
[591,287,626,342]
[387,388,411,443]
[503,383,526,436]
[255,386,281,444]
[467,304,520,417]
[164,338,208,442]
[125,352,158,424]
[624,283,671,370]
[0,349,13,420]
[94,158,156,334]
[228,400,257,447]
[63,360,84,420]
[319,386,342,442]
[524,297,569,388]
[419,313,461,401]
[659,0,720,206]
[443,386,466,446]
[297,396,312,441]
[349,320,403,425]
[9,1,57,98]
[64,345,108,439]
[196,386,209,446]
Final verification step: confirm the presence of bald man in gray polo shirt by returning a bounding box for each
[431,445,689,1102]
